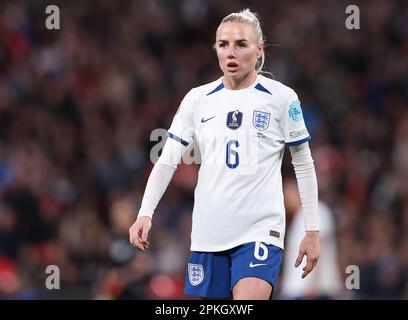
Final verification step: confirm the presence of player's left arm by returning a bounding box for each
[289,142,320,278]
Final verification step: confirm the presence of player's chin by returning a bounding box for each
[224,68,240,77]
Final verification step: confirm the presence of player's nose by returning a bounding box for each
[226,47,236,58]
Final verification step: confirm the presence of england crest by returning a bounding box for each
[188,263,204,286]
[226,110,243,130]
[253,110,271,131]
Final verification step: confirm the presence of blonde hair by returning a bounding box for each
[217,8,265,74]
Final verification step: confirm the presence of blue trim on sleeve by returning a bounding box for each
[168,132,189,147]
[255,83,272,95]
[206,83,224,96]
[285,136,311,147]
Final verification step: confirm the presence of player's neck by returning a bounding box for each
[222,71,258,90]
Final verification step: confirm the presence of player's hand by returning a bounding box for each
[129,216,152,251]
[295,231,320,278]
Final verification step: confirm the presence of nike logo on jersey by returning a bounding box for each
[249,262,268,268]
[201,116,216,123]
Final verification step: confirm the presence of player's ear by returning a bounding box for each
[256,42,264,59]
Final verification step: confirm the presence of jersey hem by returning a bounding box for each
[190,236,284,253]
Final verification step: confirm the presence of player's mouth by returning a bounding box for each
[226,61,239,72]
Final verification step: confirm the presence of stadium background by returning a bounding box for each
[0,0,407,299]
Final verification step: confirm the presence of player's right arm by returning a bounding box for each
[129,161,177,250]
[129,89,196,250]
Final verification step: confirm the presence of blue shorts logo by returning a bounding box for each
[253,110,271,131]
[188,263,204,286]
[288,100,303,121]
[226,110,243,130]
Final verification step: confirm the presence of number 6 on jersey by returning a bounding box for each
[226,140,240,169]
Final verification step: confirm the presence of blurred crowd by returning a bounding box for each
[0,0,407,299]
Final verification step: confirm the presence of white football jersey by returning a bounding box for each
[167,75,311,252]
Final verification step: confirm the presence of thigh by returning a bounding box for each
[233,277,272,300]
[184,251,232,299]
[230,242,283,299]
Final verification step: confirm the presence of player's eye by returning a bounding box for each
[218,42,227,48]
[237,42,247,48]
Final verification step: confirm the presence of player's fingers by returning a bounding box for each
[302,269,310,278]
[295,251,305,268]
[134,239,145,251]
[130,236,139,249]
[141,225,150,242]
[302,257,314,278]
[130,234,140,248]
[129,226,145,251]
[141,241,150,249]
[312,258,318,269]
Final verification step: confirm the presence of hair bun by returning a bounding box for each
[240,8,258,21]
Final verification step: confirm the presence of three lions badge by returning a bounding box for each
[253,110,271,131]
[188,263,204,286]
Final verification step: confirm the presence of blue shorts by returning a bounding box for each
[184,242,283,298]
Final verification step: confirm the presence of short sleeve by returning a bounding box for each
[167,89,196,147]
[280,90,311,147]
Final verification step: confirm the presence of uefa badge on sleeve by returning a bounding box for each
[226,110,243,130]
[288,100,303,121]
[188,263,204,286]
[253,110,271,131]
